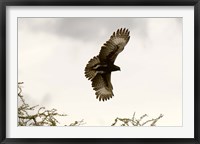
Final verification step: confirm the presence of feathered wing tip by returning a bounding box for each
[95,88,114,102]
[112,28,130,37]
[111,28,130,45]
[84,56,100,80]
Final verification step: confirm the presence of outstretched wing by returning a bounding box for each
[85,56,100,80]
[91,73,113,101]
[99,28,130,64]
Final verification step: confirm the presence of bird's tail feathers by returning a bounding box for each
[85,56,100,80]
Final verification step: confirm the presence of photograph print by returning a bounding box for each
[18,17,182,126]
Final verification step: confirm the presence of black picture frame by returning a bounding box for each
[0,0,199,144]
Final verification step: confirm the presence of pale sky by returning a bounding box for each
[18,18,182,126]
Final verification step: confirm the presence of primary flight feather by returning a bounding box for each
[85,28,130,101]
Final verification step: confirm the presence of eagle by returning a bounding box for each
[85,28,130,101]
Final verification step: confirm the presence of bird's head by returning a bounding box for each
[113,65,121,71]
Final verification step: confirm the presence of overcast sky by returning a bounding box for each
[18,17,182,126]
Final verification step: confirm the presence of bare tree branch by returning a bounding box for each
[18,82,85,126]
[111,113,163,126]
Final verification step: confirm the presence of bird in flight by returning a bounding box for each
[85,28,130,101]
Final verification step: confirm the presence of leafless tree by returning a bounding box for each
[18,82,85,126]
[111,112,163,126]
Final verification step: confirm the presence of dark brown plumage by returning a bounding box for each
[85,28,130,101]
